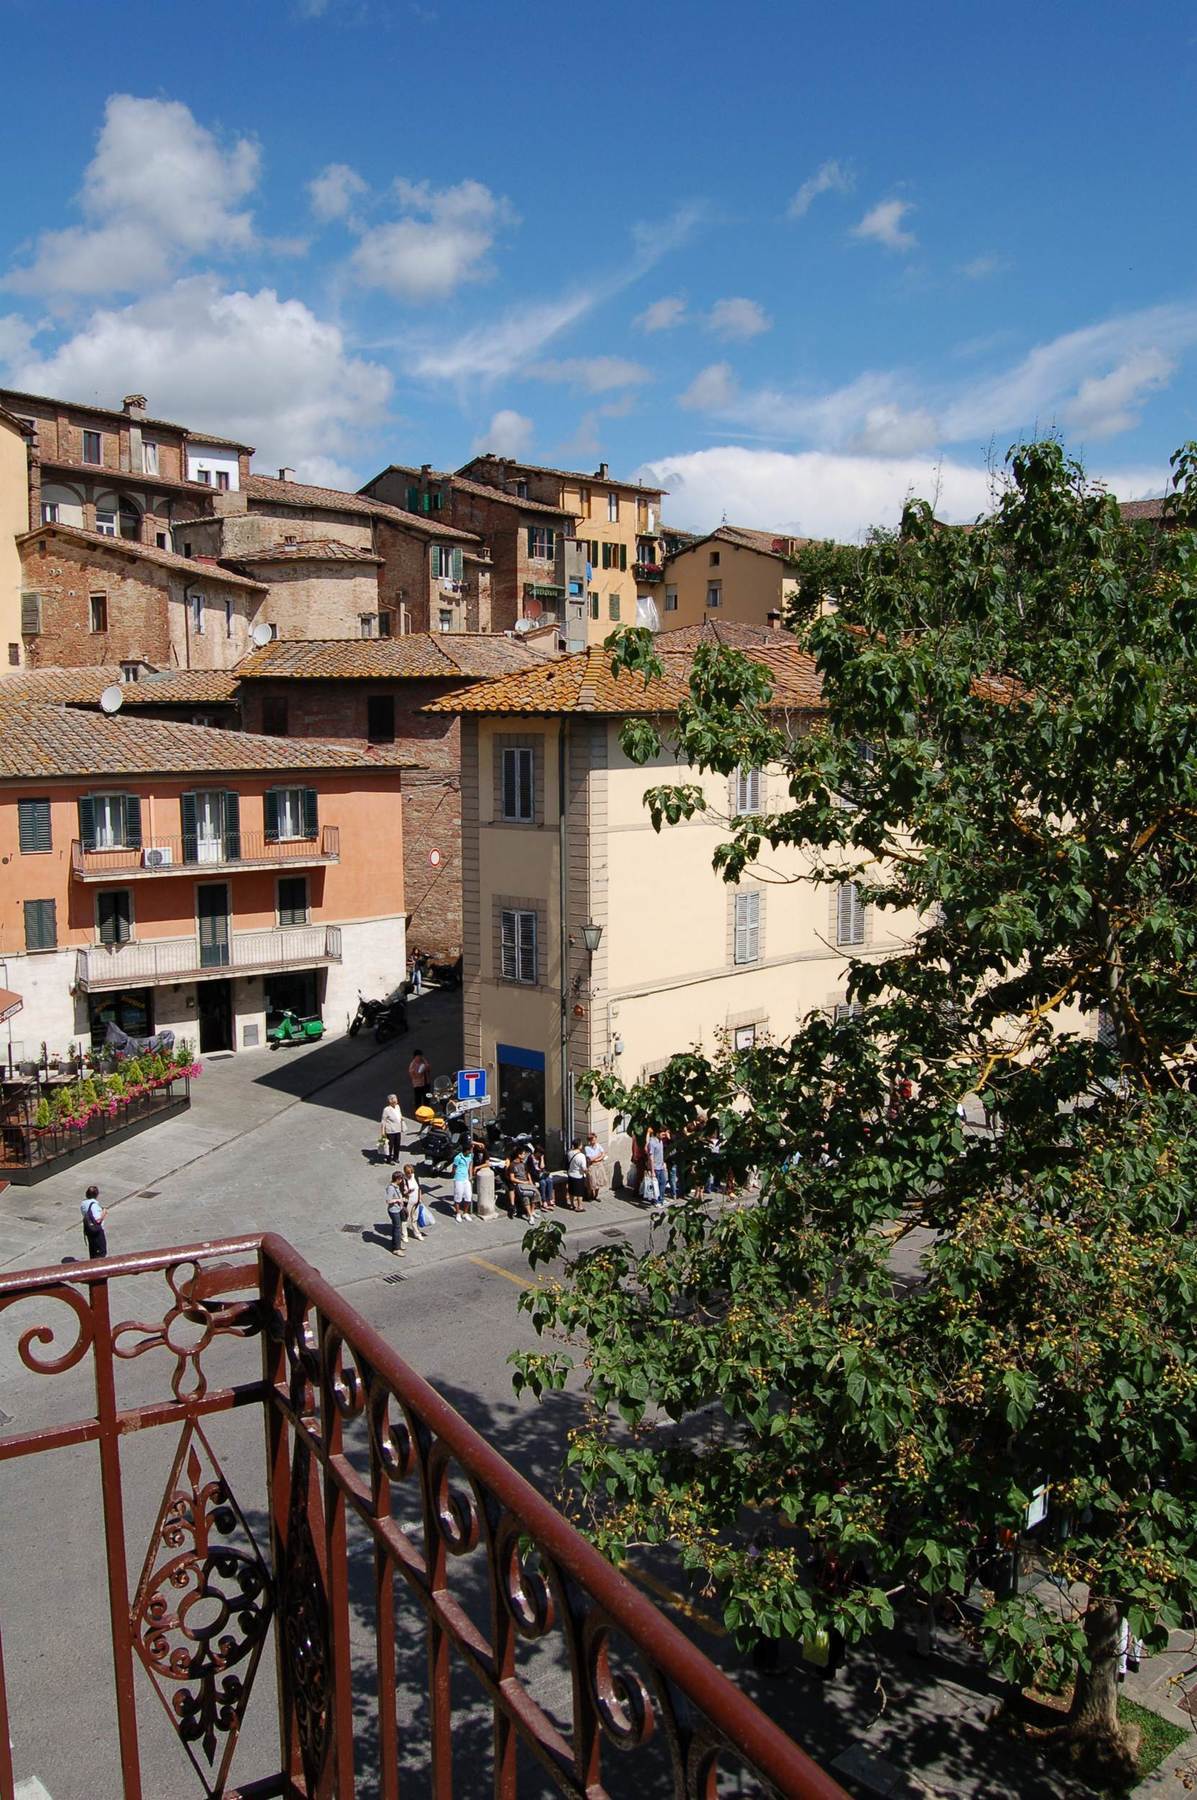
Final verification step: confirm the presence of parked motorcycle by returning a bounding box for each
[427,956,463,990]
[349,984,408,1038]
[373,994,409,1043]
[268,1010,326,1051]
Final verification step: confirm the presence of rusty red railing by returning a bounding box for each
[0,1236,846,1799]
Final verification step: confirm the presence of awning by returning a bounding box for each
[0,988,23,1024]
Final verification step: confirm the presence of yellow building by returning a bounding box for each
[661,524,805,632]
[0,410,32,668]
[457,455,666,647]
[427,642,918,1161]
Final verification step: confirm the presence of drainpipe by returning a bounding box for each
[558,719,571,1152]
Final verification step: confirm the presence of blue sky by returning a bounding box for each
[0,0,1192,536]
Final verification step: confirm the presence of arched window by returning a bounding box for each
[118,496,141,541]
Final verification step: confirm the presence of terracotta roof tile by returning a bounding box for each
[230,538,382,566]
[117,670,241,705]
[233,633,550,683]
[19,524,268,591]
[0,665,125,702]
[666,523,811,564]
[246,473,480,541]
[364,466,571,518]
[0,703,408,779]
[38,456,223,498]
[1119,497,1166,521]
[0,386,254,449]
[457,456,666,498]
[656,619,793,649]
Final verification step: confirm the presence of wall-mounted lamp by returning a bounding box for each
[581,921,603,955]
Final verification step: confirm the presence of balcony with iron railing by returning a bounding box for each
[72,826,341,882]
[75,924,343,991]
[632,562,663,583]
[0,1237,846,1799]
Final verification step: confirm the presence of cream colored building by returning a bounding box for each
[428,643,918,1161]
[0,410,32,667]
[458,455,666,647]
[662,524,805,632]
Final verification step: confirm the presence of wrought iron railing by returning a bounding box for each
[0,1236,846,1800]
[72,826,341,880]
[75,924,343,991]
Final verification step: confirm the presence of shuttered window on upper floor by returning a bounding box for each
[17,798,52,854]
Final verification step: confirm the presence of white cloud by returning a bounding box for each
[528,356,651,392]
[959,253,1005,281]
[679,362,739,411]
[472,409,534,456]
[1063,349,1175,439]
[308,162,367,222]
[635,296,687,333]
[404,291,595,382]
[5,95,259,297]
[706,297,772,341]
[788,159,853,220]
[0,313,36,365]
[351,177,512,303]
[852,199,917,253]
[3,275,392,481]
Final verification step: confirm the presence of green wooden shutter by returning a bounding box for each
[78,795,97,852]
[620,544,628,571]
[451,546,463,582]
[222,791,241,859]
[526,527,535,557]
[123,794,142,850]
[18,799,51,853]
[264,789,280,843]
[302,788,319,840]
[180,792,198,863]
[24,899,56,951]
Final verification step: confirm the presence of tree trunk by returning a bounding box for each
[1067,1594,1125,1745]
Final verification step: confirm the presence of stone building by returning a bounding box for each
[660,524,806,631]
[234,632,552,960]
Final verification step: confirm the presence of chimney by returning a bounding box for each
[421,463,432,480]
[766,608,782,633]
[122,394,148,420]
[278,467,295,482]
[596,462,609,480]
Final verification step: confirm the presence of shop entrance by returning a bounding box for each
[496,1043,546,1141]
[197,979,233,1053]
[88,988,154,1049]
[265,970,320,1029]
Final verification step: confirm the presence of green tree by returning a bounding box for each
[515,442,1197,1772]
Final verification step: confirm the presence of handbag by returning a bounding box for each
[416,1200,431,1230]
[640,1169,659,1202]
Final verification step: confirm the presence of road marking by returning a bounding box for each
[620,1562,726,1637]
[469,1255,540,1290]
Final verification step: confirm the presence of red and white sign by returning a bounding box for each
[428,849,443,867]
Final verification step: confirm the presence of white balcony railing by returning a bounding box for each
[74,924,342,991]
[71,826,340,882]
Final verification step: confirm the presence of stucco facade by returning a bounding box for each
[662,526,802,631]
[0,411,30,668]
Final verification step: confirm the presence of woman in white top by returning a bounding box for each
[380,1093,404,1164]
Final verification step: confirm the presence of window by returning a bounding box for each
[378,610,393,638]
[360,614,377,639]
[601,542,612,570]
[23,899,57,952]
[89,593,108,634]
[20,592,41,635]
[189,589,204,636]
[266,786,318,843]
[41,501,59,524]
[709,550,720,566]
[501,747,534,822]
[195,469,212,486]
[733,891,761,964]
[833,1001,864,1024]
[588,539,599,565]
[567,577,583,597]
[120,662,140,682]
[608,492,619,522]
[836,882,866,945]
[500,908,537,983]
[79,792,142,852]
[95,508,117,538]
[7,644,18,666]
[588,591,599,620]
[367,695,395,744]
[156,531,168,550]
[526,526,555,561]
[706,581,722,609]
[142,441,159,475]
[215,470,230,491]
[261,696,288,737]
[512,479,528,499]
[97,889,133,946]
[278,875,309,927]
[82,429,102,465]
[608,594,621,622]
[438,609,453,631]
[119,496,140,541]
[432,544,464,581]
[181,791,240,863]
[18,798,52,854]
[182,541,193,558]
[734,768,762,815]
[733,1024,757,1051]
[225,597,234,639]
[664,586,678,612]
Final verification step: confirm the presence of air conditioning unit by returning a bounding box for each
[143,845,174,869]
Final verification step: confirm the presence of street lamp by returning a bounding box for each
[581,921,603,956]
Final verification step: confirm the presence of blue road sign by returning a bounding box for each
[456,1068,488,1103]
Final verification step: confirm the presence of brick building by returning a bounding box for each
[0,701,410,1059]
[16,524,268,671]
[359,464,575,638]
[234,633,552,959]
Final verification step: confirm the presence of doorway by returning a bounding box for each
[197,979,233,1053]
[197,882,230,969]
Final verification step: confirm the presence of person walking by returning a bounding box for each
[81,1184,107,1257]
[385,1172,408,1256]
[646,1128,668,1203]
[410,952,424,997]
[408,1048,431,1115]
[566,1139,588,1212]
[451,1145,473,1223]
[379,1092,404,1164]
[584,1131,607,1201]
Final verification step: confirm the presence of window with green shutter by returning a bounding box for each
[23,899,56,951]
[278,875,309,926]
[79,793,141,851]
[17,798,51,854]
[619,543,628,572]
[97,889,132,945]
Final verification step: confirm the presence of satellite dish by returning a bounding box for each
[251,621,274,648]
[99,685,124,715]
[513,617,535,634]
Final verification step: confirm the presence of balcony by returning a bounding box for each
[0,1237,843,1799]
[633,561,663,583]
[72,825,341,882]
[75,923,342,991]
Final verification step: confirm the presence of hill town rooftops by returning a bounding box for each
[19,524,269,591]
[229,538,383,566]
[0,387,254,451]
[365,465,572,519]
[233,633,550,683]
[458,455,667,498]
[246,473,482,542]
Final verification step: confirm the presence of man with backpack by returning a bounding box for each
[81,1185,107,1257]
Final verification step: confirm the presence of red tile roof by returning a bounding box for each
[246,474,480,541]
[19,524,268,591]
[363,465,572,519]
[234,633,551,683]
[0,386,254,449]
[657,619,793,649]
[229,538,382,566]
[457,456,666,498]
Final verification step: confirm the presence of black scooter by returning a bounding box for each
[348,985,408,1040]
[373,995,409,1043]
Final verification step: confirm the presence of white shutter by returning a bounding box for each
[736,768,762,815]
[519,911,537,983]
[734,892,760,964]
[500,910,516,979]
[837,882,865,945]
